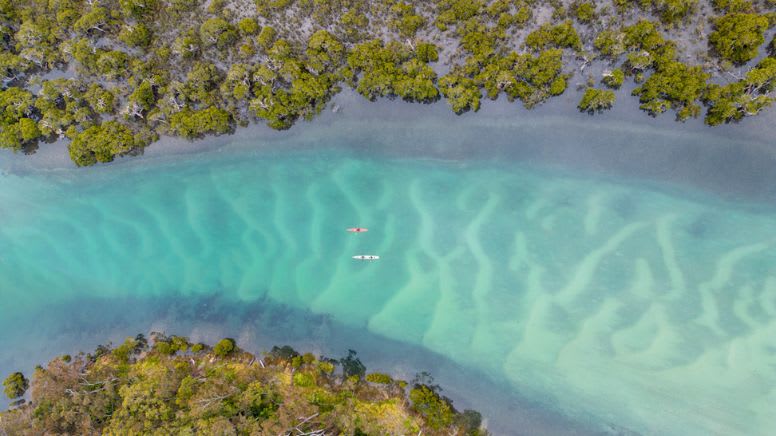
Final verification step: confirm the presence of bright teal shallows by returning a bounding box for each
[1,143,775,435]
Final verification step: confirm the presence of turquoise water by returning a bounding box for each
[2,101,776,434]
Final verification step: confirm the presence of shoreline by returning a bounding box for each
[0,294,606,435]
[2,0,775,168]
[5,87,775,207]
[5,83,776,162]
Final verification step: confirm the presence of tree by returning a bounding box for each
[73,7,113,36]
[119,23,152,49]
[200,17,238,49]
[257,26,277,49]
[365,373,393,384]
[306,30,345,71]
[169,106,232,139]
[221,63,253,100]
[410,384,455,430]
[68,121,141,166]
[709,13,769,64]
[13,18,61,69]
[416,42,439,63]
[632,60,709,120]
[573,2,596,23]
[173,29,201,59]
[457,409,485,435]
[347,39,439,103]
[339,9,370,41]
[184,61,223,103]
[525,21,582,51]
[703,57,776,125]
[3,372,28,400]
[578,88,616,113]
[594,30,625,58]
[112,337,143,363]
[511,49,568,107]
[0,52,29,86]
[439,73,481,113]
[622,20,676,73]
[0,87,35,122]
[0,87,41,150]
[654,0,697,25]
[711,0,754,12]
[238,18,259,36]
[212,338,236,357]
[602,68,625,88]
[435,0,482,31]
[391,2,425,37]
[339,349,366,379]
[96,50,130,80]
[0,117,41,150]
[119,0,160,18]
[83,83,117,114]
[0,336,484,435]
[127,81,155,118]
[268,345,299,361]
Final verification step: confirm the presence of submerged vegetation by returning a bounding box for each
[0,0,775,165]
[0,333,487,435]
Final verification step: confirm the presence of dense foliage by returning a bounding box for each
[709,13,770,64]
[578,87,616,113]
[0,333,487,435]
[0,0,775,165]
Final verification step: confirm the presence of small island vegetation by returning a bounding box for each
[0,0,775,165]
[578,87,616,113]
[0,333,488,435]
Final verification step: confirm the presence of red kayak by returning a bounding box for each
[347,228,368,233]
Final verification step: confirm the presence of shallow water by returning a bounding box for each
[2,92,776,435]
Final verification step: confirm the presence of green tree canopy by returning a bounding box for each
[119,0,160,18]
[578,87,616,113]
[525,21,582,51]
[3,372,29,400]
[73,7,114,36]
[654,0,697,24]
[212,338,237,357]
[68,121,142,166]
[119,23,152,49]
[439,72,481,113]
[410,384,455,430]
[632,60,709,120]
[169,106,232,139]
[0,87,42,150]
[0,335,486,435]
[347,39,439,103]
[704,57,776,125]
[200,17,238,49]
[602,68,625,88]
[709,13,770,64]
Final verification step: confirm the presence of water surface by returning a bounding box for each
[1,93,776,435]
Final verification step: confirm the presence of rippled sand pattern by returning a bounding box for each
[1,151,775,434]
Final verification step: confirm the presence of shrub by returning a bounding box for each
[366,372,393,384]
[578,88,616,114]
[213,338,236,357]
[709,13,769,64]
[602,68,625,88]
[410,385,455,430]
[3,373,28,400]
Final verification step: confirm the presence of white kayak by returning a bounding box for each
[352,255,380,260]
